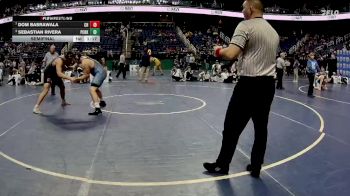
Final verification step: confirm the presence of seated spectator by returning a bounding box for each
[211,60,221,76]
[7,69,22,86]
[341,76,349,85]
[331,72,349,85]
[184,66,197,81]
[25,64,37,84]
[198,70,211,82]
[314,67,329,90]
[171,66,184,82]
[221,69,234,83]
[18,66,26,85]
[210,74,221,82]
[330,72,340,84]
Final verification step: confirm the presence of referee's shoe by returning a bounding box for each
[203,162,229,175]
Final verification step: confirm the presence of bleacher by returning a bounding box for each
[1,42,64,60]
[132,23,186,58]
[182,25,224,58]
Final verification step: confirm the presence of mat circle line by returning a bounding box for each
[298,85,350,105]
[91,93,207,115]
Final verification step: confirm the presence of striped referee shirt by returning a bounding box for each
[276,57,285,69]
[43,52,59,67]
[231,18,279,77]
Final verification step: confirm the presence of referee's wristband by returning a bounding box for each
[215,48,222,58]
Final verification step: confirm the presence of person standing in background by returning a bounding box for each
[95,46,107,69]
[12,60,17,69]
[189,53,196,69]
[18,65,25,85]
[276,52,286,90]
[293,56,300,83]
[139,49,151,82]
[19,58,26,68]
[116,53,127,79]
[212,60,222,76]
[327,53,337,78]
[318,56,326,70]
[43,45,59,95]
[185,53,190,67]
[285,57,291,76]
[306,52,320,98]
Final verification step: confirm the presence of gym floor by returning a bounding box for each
[0,74,349,196]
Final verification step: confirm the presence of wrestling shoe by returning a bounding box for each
[88,108,102,115]
[100,100,106,108]
[33,107,42,114]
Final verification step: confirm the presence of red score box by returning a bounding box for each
[90,21,100,28]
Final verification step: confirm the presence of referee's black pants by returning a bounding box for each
[216,76,275,168]
[276,68,284,89]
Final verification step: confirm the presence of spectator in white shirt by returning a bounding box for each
[221,69,234,83]
[189,54,195,63]
[12,60,17,69]
[7,69,21,86]
[171,66,183,81]
[276,52,286,89]
[199,70,211,82]
[293,56,300,83]
[212,60,221,76]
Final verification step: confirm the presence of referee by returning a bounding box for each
[203,0,279,178]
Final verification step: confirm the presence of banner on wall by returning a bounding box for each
[337,50,350,77]
[314,33,350,52]
[1,5,350,24]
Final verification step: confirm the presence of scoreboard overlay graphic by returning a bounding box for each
[12,16,100,42]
